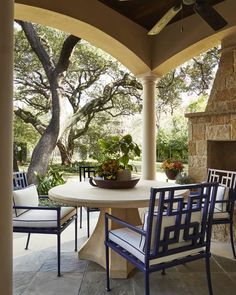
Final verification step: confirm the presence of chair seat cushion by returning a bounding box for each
[109,227,201,265]
[13,206,76,228]
[213,211,230,220]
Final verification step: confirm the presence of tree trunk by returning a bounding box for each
[27,120,59,184]
[57,140,73,166]
[13,143,19,172]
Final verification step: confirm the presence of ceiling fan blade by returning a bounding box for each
[148,4,182,35]
[194,1,227,31]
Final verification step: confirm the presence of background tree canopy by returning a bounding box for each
[14,22,220,182]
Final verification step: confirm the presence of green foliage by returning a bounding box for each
[186,95,208,113]
[35,167,65,195]
[13,115,39,151]
[175,173,193,184]
[97,134,141,167]
[95,134,140,179]
[156,115,188,161]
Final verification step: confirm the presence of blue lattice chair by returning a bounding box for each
[207,168,236,258]
[13,172,78,276]
[105,182,218,295]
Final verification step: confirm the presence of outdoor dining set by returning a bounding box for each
[12,168,236,295]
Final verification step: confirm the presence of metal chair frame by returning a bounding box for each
[207,168,236,258]
[105,183,218,295]
[79,165,100,238]
[13,172,78,276]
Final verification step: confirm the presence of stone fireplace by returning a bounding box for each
[186,34,236,243]
[186,34,236,182]
[186,111,236,182]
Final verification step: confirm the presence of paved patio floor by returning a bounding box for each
[13,209,236,295]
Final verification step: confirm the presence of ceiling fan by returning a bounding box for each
[118,0,227,35]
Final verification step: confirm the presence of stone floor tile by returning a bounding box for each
[13,271,37,295]
[21,272,83,295]
[132,271,186,295]
[213,255,236,272]
[79,271,134,295]
[40,252,87,273]
[13,251,51,272]
[176,256,222,273]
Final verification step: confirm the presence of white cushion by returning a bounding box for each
[213,211,229,220]
[13,185,38,216]
[109,227,201,265]
[13,206,76,228]
[204,185,229,212]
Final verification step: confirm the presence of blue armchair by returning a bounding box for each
[13,172,78,277]
[105,182,218,295]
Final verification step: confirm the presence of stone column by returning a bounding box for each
[139,73,159,180]
[0,1,14,294]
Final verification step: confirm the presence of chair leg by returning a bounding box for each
[229,222,236,259]
[105,244,110,292]
[75,210,78,252]
[161,269,166,275]
[57,233,61,277]
[144,271,150,295]
[79,206,82,229]
[205,256,213,295]
[87,208,90,238]
[25,233,31,250]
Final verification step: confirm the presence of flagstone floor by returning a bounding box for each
[13,209,236,295]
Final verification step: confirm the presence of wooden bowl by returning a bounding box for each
[89,177,140,189]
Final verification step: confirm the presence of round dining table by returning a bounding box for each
[49,179,187,278]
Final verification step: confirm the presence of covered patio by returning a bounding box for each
[13,209,236,295]
[1,0,236,294]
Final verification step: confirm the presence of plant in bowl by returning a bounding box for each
[96,134,141,181]
[161,158,184,180]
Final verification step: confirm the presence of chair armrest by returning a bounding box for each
[105,213,145,236]
[39,195,49,200]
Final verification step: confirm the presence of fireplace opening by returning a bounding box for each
[207,140,236,171]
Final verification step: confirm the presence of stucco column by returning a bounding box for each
[0,1,14,294]
[139,73,159,180]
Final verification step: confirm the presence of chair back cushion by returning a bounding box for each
[144,183,218,261]
[141,210,202,252]
[13,185,38,216]
[207,169,236,213]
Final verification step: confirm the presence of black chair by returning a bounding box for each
[79,165,100,238]
[105,182,218,295]
[207,168,236,258]
[13,172,78,277]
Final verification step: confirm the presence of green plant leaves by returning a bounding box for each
[35,167,65,195]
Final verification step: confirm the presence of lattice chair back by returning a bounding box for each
[207,169,236,214]
[207,169,236,259]
[144,183,218,263]
[13,172,28,190]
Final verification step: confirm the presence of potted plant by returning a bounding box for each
[96,134,141,181]
[161,158,184,180]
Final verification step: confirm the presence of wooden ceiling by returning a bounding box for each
[98,0,225,30]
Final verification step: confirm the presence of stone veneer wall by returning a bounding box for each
[186,111,236,182]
